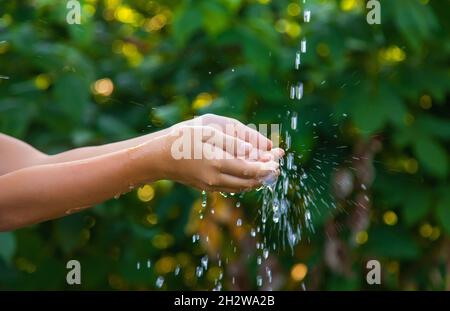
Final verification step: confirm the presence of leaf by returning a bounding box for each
[0,232,16,264]
[414,136,448,178]
[352,92,386,135]
[97,115,135,140]
[436,192,450,235]
[350,82,404,135]
[365,226,419,260]
[200,2,230,36]
[54,214,85,254]
[417,115,450,140]
[402,190,432,226]
[52,73,90,125]
[172,5,203,46]
[0,98,35,138]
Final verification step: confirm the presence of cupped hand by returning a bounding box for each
[160,124,282,193]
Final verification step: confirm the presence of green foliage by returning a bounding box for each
[0,0,449,290]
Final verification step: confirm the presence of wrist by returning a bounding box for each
[125,134,171,185]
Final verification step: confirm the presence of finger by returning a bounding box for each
[214,117,272,151]
[234,122,272,151]
[255,148,285,162]
[220,158,279,179]
[217,173,263,192]
[200,116,273,151]
[270,148,285,160]
[202,127,252,158]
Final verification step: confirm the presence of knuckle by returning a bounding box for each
[211,159,222,170]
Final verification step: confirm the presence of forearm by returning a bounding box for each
[0,137,167,231]
[43,128,170,165]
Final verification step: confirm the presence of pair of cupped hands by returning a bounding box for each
[151,114,284,193]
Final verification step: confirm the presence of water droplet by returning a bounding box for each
[174,265,181,276]
[201,190,207,208]
[305,210,311,221]
[136,262,140,270]
[196,266,204,278]
[290,85,296,99]
[235,201,241,208]
[296,82,303,100]
[147,260,151,268]
[287,153,294,170]
[295,52,301,70]
[192,233,200,243]
[286,131,291,149]
[266,267,273,283]
[256,275,263,287]
[304,10,311,23]
[155,276,164,288]
[291,112,298,130]
[201,255,209,270]
[263,248,269,259]
[236,218,243,227]
[301,39,307,53]
[114,193,121,199]
[250,228,256,237]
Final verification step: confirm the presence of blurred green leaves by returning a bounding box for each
[0,0,449,291]
[414,136,448,178]
[436,191,450,235]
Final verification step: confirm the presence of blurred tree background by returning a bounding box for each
[0,0,449,290]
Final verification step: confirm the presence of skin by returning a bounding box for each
[0,114,284,231]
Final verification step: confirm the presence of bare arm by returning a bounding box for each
[0,135,166,231]
[41,129,171,165]
[0,114,281,231]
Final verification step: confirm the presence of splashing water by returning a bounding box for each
[155,276,164,288]
[137,0,353,291]
[254,0,349,253]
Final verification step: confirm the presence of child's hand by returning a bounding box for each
[175,114,274,157]
[158,123,282,193]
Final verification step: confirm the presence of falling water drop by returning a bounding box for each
[201,255,209,270]
[290,85,296,99]
[156,276,164,288]
[295,52,301,70]
[287,153,294,170]
[201,190,207,208]
[301,39,307,53]
[256,275,263,287]
[257,256,262,265]
[196,266,204,278]
[291,112,298,130]
[304,10,311,23]
[236,218,243,227]
[296,82,303,100]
